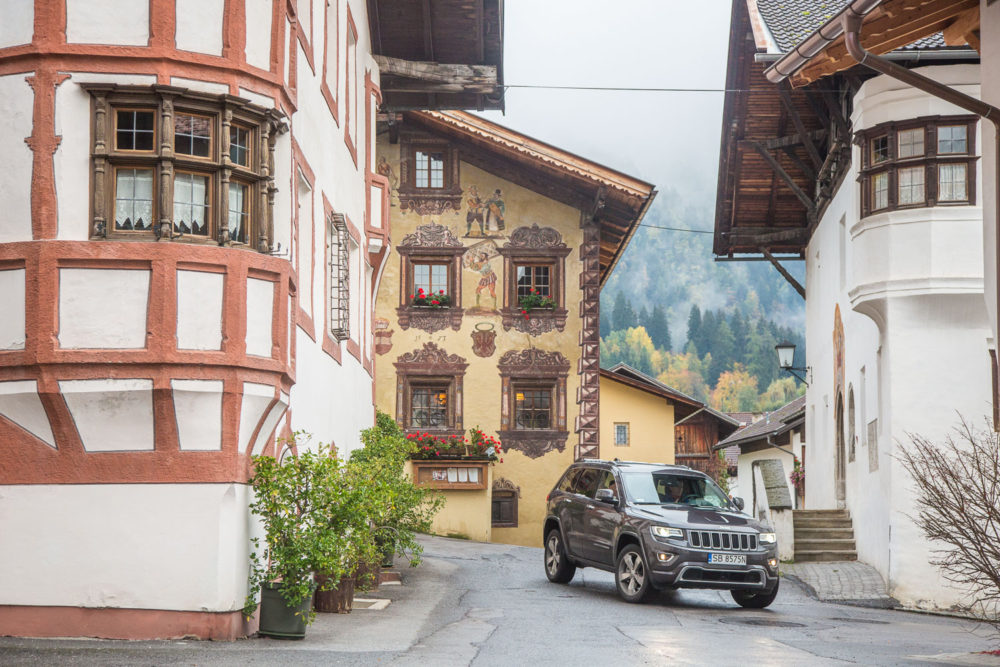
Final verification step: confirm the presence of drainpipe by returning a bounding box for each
[841,12,1000,402]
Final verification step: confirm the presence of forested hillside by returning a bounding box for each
[600,188,806,412]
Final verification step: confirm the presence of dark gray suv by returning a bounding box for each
[543,460,780,608]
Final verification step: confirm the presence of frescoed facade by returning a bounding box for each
[0,0,503,640]
[714,0,987,610]
[374,111,656,547]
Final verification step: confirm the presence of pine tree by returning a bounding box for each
[638,305,650,331]
[687,304,702,353]
[647,304,672,351]
[707,318,736,386]
[600,306,611,337]
[611,291,628,332]
[620,298,639,330]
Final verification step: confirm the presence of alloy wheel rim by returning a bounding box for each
[546,535,560,574]
[619,552,644,595]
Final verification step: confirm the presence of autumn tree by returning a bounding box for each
[710,364,759,412]
[756,377,804,411]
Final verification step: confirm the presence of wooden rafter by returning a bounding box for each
[422,0,435,60]
[761,248,806,299]
[750,142,817,220]
[778,82,823,170]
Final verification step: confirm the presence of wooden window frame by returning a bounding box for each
[492,489,518,527]
[511,381,556,431]
[857,115,978,217]
[396,131,462,215]
[395,229,465,332]
[394,343,468,439]
[497,349,570,458]
[172,169,214,237]
[498,225,571,334]
[85,84,284,251]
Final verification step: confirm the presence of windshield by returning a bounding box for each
[620,471,732,509]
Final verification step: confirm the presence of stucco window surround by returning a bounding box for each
[395,222,464,332]
[499,224,571,335]
[497,349,570,459]
[396,131,462,215]
[394,342,468,439]
[84,84,285,251]
[856,115,978,218]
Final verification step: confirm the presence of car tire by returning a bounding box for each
[731,579,780,609]
[615,544,652,603]
[544,529,576,584]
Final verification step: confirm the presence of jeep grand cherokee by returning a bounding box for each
[543,460,780,608]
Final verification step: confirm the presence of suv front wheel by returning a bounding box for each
[544,529,576,583]
[731,579,780,608]
[615,544,652,603]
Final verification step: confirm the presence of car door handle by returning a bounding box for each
[586,504,595,510]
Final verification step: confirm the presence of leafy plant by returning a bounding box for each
[789,456,805,495]
[244,436,355,624]
[411,287,451,308]
[406,427,503,462]
[518,287,557,318]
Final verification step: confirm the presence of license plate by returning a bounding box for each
[708,553,746,566]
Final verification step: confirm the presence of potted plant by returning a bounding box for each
[244,437,351,638]
[411,287,451,308]
[517,287,557,320]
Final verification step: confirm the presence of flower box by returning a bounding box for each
[411,460,489,490]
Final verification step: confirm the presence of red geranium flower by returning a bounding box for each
[431,300,440,305]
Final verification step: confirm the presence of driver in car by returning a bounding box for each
[667,478,685,503]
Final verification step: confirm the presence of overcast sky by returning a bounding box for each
[479,0,733,215]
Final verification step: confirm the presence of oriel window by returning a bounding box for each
[115,110,155,151]
[174,172,211,235]
[175,114,212,158]
[114,168,154,231]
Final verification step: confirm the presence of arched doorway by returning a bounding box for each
[835,392,846,509]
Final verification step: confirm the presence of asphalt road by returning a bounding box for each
[1,535,998,666]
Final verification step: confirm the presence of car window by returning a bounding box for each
[557,468,580,493]
[596,471,618,499]
[622,471,731,507]
[572,467,602,498]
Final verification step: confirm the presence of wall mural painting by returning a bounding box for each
[376,156,399,207]
[463,240,501,315]
[374,317,394,355]
[471,322,497,358]
[464,185,506,238]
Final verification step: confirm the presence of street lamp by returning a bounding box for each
[775,341,811,385]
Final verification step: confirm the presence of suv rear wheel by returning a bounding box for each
[615,544,652,603]
[731,579,780,608]
[544,529,576,583]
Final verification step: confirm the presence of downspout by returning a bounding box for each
[841,13,1000,423]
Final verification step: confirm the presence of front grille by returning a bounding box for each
[688,531,757,551]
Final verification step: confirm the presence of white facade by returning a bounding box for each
[804,64,991,609]
[0,0,388,639]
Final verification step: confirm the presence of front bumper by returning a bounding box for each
[643,538,779,591]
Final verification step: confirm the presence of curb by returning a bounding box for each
[781,572,898,609]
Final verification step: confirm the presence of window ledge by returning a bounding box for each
[397,305,464,333]
[497,429,569,460]
[501,307,567,335]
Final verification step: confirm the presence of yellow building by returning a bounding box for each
[600,363,741,472]
[373,112,655,546]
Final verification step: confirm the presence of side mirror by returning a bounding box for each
[732,496,745,511]
[595,488,617,504]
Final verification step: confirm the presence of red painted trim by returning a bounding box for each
[149,0,176,52]
[25,69,70,240]
[290,0,315,74]
[320,0,340,125]
[343,6,358,166]
[285,2,298,93]
[0,605,255,641]
[221,0,247,65]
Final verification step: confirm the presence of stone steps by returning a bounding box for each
[793,508,858,562]
[795,550,859,562]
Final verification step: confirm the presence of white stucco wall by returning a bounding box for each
[66,0,149,46]
[983,0,1000,354]
[0,268,26,350]
[0,380,56,448]
[0,73,34,243]
[805,65,990,609]
[0,0,33,49]
[60,378,156,451]
[175,0,224,56]
[58,268,151,349]
[172,379,224,451]
[176,270,224,350]
[245,277,275,357]
[245,0,274,71]
[0,483,254,611]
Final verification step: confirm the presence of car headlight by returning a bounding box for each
[758,532,777,544]
[651,526,684,539]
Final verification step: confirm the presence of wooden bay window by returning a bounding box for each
[85,84,284,250]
